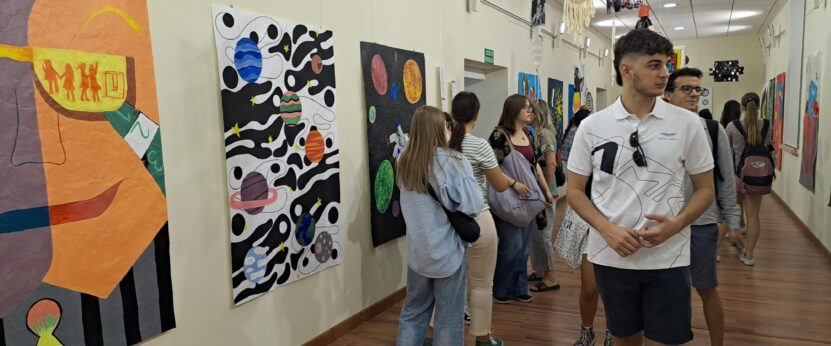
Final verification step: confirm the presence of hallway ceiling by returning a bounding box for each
[559,0,785,41]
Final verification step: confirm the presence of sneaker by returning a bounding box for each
[493,296,512,304]
[573,326,595,346]
[603,330,613,346]
[464,310,471,325]
[475,336,504,346]
[511,294,533,303]
[740,251,755,266]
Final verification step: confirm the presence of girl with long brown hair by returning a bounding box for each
[396,105,484,346]
[488,94,554,304]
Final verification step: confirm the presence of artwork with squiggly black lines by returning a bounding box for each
[212,6,341,305]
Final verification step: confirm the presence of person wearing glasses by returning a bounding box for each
[566,29,715,346]
[664,67,741,346]
[488,94,555,305]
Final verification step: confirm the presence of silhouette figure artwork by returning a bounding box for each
[78,62,89,101]
[60,63,75,101]
[42,59,59,94]
[89,62,101,102]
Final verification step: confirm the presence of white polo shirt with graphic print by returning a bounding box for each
[568,97,714,270]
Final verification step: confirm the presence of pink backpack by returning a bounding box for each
[733,120,774,195]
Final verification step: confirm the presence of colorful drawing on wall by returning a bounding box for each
[0,0,174,344]
[568,84,576,122]
[774,73,786,170]
[574,64,586,109]
[518,72,542,100]
[547,78,564,146]
[360,42,425,246]
[211,6,342,305]
[767,78,775,120]
[799,52,821,192]
[669,46,685,73]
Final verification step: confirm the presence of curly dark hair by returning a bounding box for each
[613,29,674,86]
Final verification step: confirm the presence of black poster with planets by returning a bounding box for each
[359,42,426,247]
[212,6,342,305]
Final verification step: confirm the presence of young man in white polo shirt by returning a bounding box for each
[567,29,715,346]
[664,67,741,346]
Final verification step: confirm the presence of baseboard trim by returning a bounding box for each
[770,191,831,263]
[303,287,406,345]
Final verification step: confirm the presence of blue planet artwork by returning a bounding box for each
[213,6,342,306]
[234,38,263,83]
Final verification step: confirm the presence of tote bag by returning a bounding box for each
[553,206,590,269]
[487,130,546,227]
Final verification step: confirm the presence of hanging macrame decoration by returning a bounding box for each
[563,0,595,39]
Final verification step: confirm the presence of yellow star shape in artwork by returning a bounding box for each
[306,80,312,88]
[293,144,301,151]
[283,44,290,52]
[232,123,241,137]
[268,136,273,143]
[278,242,286,252]
[250,96,256,106]
[296,272,302,279]
[289,187,294,193]
[316,198,322,206]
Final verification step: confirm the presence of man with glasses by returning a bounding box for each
[566,29,715,346]
[664,68,740,346]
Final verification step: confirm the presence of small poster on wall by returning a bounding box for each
[774,73,786,170]
[574,64,586,109]
[568,84,576,122]
[519,72,542,99]
[799,51,821,192]
[212,6,343,305]
[548,78,565,145]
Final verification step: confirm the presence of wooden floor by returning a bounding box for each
[331,195,831,345]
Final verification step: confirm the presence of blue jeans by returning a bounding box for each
[396,262,467,346]
[492,215,533,297]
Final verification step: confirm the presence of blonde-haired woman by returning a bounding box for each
[396,105,484,346]
[528,99,561,292]
[726,92,772,266]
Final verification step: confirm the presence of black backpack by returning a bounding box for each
[704,119,724,186]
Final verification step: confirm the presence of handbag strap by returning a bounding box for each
[496,127,516,151]
[426,184,449,212]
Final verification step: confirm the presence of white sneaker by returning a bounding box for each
[740,251,755,266]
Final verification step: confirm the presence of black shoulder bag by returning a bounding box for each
[427,185,481,243]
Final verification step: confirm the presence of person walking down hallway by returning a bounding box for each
[725,92,774,266]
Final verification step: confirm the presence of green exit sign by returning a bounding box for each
[485,49,494,64]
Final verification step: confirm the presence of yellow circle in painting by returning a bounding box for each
[402,59,422,104]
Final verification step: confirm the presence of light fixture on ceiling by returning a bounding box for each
[664,3,677,8]
[674,26,685,31]
[585,37,592,48]
[560,22,567,34]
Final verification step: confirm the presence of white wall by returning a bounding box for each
[144,0,614,345]
[763,1,831,250]
[673,34,764,121]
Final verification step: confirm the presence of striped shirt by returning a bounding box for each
[460,133,499,211]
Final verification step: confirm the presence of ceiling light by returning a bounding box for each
[664,3,677,8]
[560,22,567,34]
[728,25,751,32]
[730,11,761,20]
[674,26,685,30]
[585,37,592,48]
